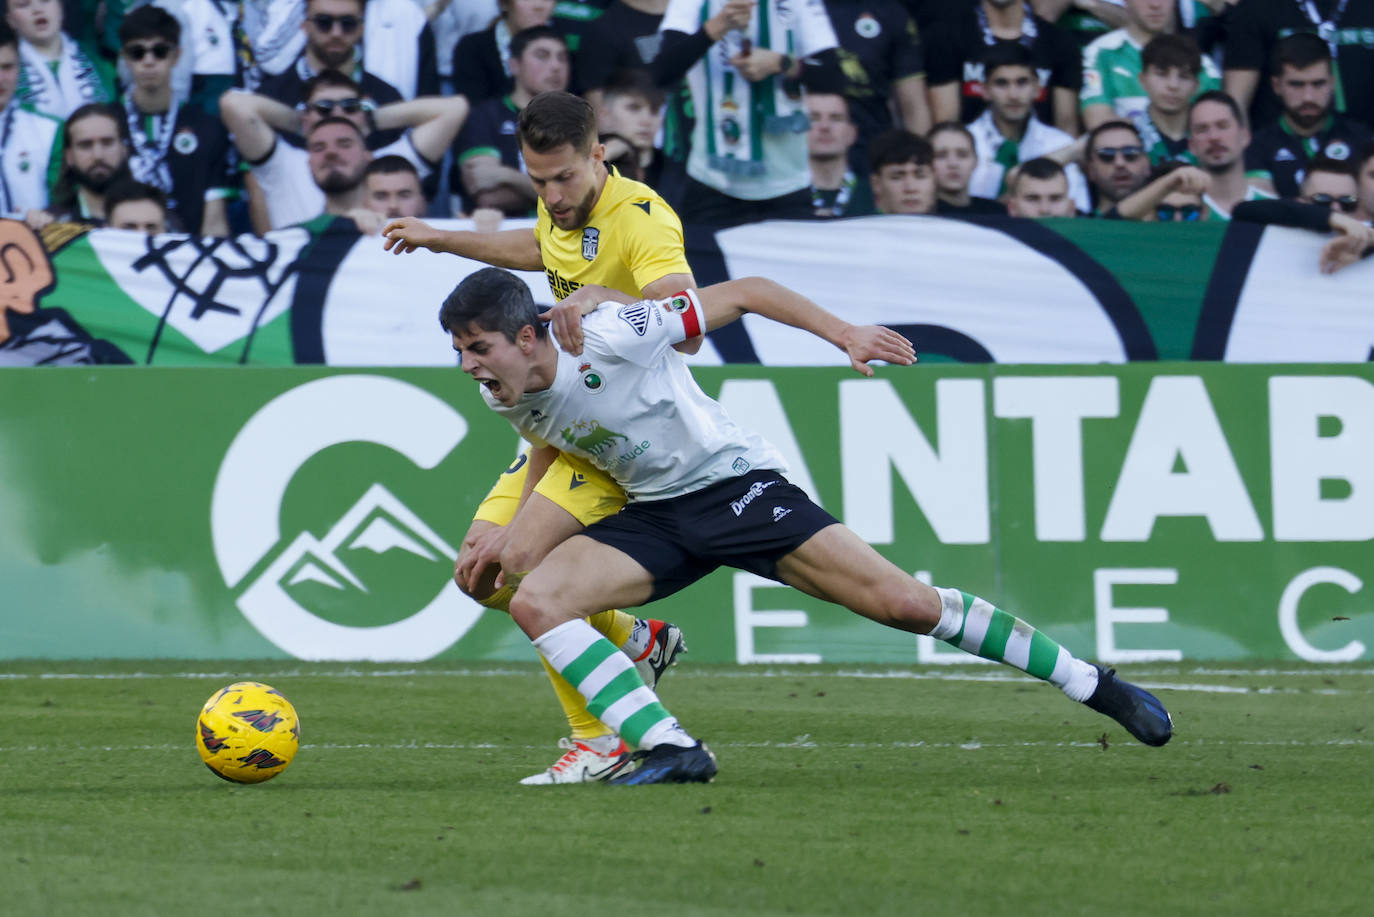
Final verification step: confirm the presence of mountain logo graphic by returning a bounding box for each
[211,376,483,661]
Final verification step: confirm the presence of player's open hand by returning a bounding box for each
[454,526,510,594]
[382,216,439,254]
[841,324,916,376]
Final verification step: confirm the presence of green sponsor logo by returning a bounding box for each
[560,419,629,456]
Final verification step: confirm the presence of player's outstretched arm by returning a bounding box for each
[696,277,916,375]
[381,217,543,270]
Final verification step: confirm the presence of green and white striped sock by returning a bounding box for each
[532,620,692,749]
[929,587,1099,702]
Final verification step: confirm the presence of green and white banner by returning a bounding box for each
[2,215,1371,366]
[1,364,1370,663]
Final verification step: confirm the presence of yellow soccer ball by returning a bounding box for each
[196,681,300,784]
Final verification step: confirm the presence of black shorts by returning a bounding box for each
[581,470,840,602]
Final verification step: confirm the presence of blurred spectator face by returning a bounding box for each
[1273,61,1334,131]
[1154,188,1205,222]
[301,84,370,135]
[0,43,18,110]
[871,160,936,215]
[123,33,179,94]
[65,113,129,192]
[1300,170,1360,213]
[601,92,661,152]
[304,0,365,70]
[931,129,977,197]
[1357,156,1374,221]
[1126,0,1174,35]
[1188,99,1249,171]
[1140,64,1197,117]
[510,37,569,96]
[108,199,168,234]
[5,0,63,45]
[985,64,1038,128]
[1087,127,1150,202]
[524,142,602,231]
[308,121,370,193]
[365,170,426,218]
[504,0,556,32]
[1008,172,1075,217]
[806,94,856,160]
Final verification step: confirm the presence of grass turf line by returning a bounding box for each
[1,660,1370,917]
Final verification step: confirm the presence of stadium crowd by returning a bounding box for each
[2,0,1373,239]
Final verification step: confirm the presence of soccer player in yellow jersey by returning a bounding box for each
[382,91,698,784]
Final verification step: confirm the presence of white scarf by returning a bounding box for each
[16,34,109,120]
[125,98,178,195]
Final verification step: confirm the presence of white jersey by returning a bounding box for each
[486,290,788,502]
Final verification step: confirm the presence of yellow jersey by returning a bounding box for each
[534,170,691,301]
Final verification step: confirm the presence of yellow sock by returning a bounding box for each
[479,583,634,741]
[588,609,636,648]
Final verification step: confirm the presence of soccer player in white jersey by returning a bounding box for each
[441,269,1175,784]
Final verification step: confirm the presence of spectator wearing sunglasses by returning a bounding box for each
[5,0,114,120]
[1298,155,1361,214]
[1083,119,1151,213]
[219,69,468,231]
[258,0,404,115]
[966,43,1089,212]
[1244,33,1374,201]
[1113,160,1211,222]
[1188,90,1276,220]
[116,6,234,237]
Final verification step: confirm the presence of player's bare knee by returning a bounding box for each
[506,590,541,636]
[883,582,942,634]
[507,575,559,636]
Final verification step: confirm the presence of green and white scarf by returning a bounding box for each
[15,34,111,120]
[695,0,808,179]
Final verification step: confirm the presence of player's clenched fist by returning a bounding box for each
[382,216,441,255]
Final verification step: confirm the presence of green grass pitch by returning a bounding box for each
[1,660,1371,916]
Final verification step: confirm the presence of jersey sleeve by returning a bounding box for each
[622,197,692,292]
[1221,1,1268,72]
[1048,24,1083,92]
[891,14,925,82]
[583,289,705,368]
[659,0,700,35]
[795,0,840,57]
[1078,39,1111,110]
[921,19,962,86]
